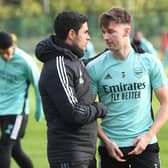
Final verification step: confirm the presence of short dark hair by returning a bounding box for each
[99,7,132,27]
[0,31,13,49]
[54,11,88,40]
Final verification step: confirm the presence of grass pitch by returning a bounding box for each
[11,86,168,168]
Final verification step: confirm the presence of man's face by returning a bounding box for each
[72,22,90,52]
[0,46,14,61]
[101,21,130,52]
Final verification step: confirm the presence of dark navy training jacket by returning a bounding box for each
[35,35,106,164]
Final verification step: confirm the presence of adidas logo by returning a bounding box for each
[104,73,112,79]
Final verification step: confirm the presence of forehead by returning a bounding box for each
[102,21,122,31]
[102,21,129,31]
[79,22,88,31]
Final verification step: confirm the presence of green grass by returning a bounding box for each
[10,90,168,168]
[158,125,168,167]
[152,93,168,168]
[10,60,168,168]
[11,117,49,168]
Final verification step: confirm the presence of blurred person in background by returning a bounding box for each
[35,10,106,168]
[87,7,168,168]
[131,31,157,56]
[82,41,95,59]
[0,31,43,168]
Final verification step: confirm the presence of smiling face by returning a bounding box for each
[101,21,131,52]
[0,45,15,61]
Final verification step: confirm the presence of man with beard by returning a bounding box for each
[35,11,106,168]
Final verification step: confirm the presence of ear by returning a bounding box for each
[124,25,131,37]
[67,29,76,41]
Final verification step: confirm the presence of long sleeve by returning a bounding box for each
[26,56,43,121]
[39,56,105,125]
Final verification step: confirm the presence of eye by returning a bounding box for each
[102,30,105,35]
[108,30,115,34]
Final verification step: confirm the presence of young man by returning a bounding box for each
[86,7,168,168]
[0,31,43,168]
[35,11,106,168]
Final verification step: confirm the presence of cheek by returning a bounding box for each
[78,36,86,47]
[73,37,83,50]
[107,33,118,40]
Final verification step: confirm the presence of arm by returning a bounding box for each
[129,85,168,155]
[92,94,125,162]
[98,126,125,162]
[148,85,168,139]
[27,56,43,122]
[42,57,106,125]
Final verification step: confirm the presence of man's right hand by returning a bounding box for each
[93,102,107,118]
[105,139,126,162]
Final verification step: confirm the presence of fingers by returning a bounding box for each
[129,145,146,155]
[128,136,147,155]
[111,148,126,162]
[115,156,126,162]
[128,142,146,155]
[114,151,126,162]
[128,147,138,155]
[106,140,126,162]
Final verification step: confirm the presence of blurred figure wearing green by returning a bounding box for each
[83,41,95,59]
[0,31,43,168]
[132,31,157,56]
[163,48,168,68]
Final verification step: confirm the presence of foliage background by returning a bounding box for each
[1,0,168,54]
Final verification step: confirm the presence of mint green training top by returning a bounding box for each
[0,47,42,119]
[86,48,167,147]
[140,37,157,56]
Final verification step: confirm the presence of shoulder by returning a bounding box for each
[14,47,37,69]
[54,56,82,75]
[137,52,162,71]
[86,50,111,81]
[87,50,111,69]
[140,52,159,62]
[14,48,32,61]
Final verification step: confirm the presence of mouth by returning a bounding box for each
[106,42,115,48]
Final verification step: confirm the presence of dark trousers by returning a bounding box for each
[50,158,96,168]
[0,115,33,168]
[99,143,160,168]
[12,139,34,168]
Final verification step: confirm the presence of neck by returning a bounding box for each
[55,37,84,58]
[112,43,132,60]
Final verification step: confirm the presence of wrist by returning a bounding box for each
[146,130,155,141]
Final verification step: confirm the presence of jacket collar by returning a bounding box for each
[52,35,84,60]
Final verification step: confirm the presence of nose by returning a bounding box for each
[103,32,109,40]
